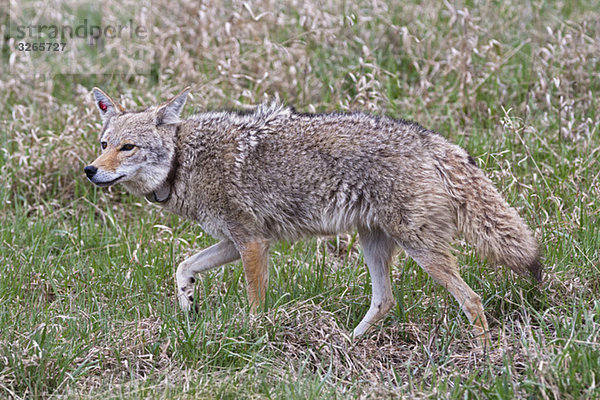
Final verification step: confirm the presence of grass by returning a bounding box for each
[1,0,600,398]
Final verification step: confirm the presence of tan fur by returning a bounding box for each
[85,88,544,349]
[238,240,270,312]
[91,147,121,172]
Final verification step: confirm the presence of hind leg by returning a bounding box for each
[404,247,491,349]
[353,228,397,338]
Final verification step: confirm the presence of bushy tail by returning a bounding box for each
[436,150,543,282]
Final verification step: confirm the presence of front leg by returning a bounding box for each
[237,240,271,313]
[176,240,240,312]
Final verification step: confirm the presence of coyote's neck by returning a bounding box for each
[144,150,178,203]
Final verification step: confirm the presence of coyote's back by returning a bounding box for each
[85,88,543,349]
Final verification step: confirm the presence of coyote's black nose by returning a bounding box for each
[84,165,97,179]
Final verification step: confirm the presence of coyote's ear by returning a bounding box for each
[92,87,123,123]
[156,87,190,126]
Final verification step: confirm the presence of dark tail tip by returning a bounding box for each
[528,258,544,283]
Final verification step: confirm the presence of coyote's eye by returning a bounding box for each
[101,141,107,150]
[120,144,135,151]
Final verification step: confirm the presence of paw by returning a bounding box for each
[177,287,192,310]
[176,275,197,313]
[352,324,368,339]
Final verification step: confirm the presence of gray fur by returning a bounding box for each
[86,89,543,348]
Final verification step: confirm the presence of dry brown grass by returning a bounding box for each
[2,1,599,200]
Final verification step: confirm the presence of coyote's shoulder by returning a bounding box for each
[85,87,542,349]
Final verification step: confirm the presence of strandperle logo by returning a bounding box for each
[7,0,153,76]
[14,18,148,40]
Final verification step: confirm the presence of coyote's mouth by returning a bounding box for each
[93,175,126,187]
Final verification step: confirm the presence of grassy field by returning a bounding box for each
[1,0,599,398]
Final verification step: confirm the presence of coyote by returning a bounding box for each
[85,87,542,348]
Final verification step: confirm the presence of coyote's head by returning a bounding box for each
[84,87,189,199]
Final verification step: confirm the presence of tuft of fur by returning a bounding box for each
[527,258,544,282]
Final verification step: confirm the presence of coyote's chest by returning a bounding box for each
[162,181,231,241]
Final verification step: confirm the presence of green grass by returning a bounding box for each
[1,0,600,398]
